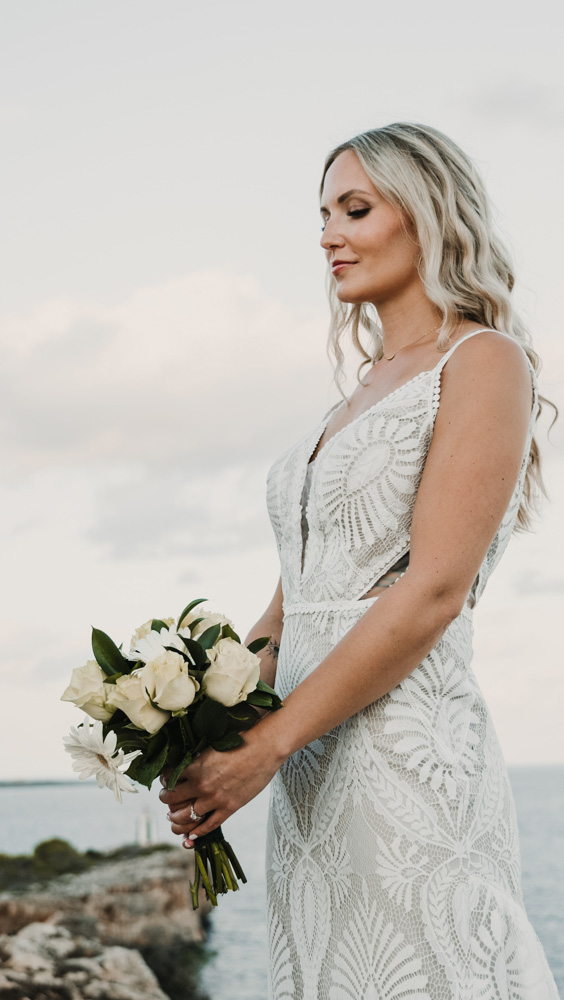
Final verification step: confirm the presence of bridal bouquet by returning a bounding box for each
[61,598,282,908]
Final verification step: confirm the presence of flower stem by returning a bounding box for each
[190,857,201,909]
[223,839,247,883]
[195,848,217,907]
[210,841,223,893]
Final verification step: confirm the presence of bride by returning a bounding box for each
[160,122,559,999]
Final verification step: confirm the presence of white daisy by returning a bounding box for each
[129,626,192,664]
[63,717,142,803]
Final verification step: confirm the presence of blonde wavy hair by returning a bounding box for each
[319,121,556,530]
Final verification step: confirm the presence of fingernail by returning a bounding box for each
[166,812,172,820]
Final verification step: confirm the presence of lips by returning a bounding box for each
[331,261,357,275]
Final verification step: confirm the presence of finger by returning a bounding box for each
[170,820,195,836]
[167,803,203,828]
[159,782,195,806]
[185,809,225,840]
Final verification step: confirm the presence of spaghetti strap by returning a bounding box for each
[431,326,539,418]
[434,326,499,372]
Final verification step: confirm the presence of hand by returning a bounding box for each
[158,721,283,847]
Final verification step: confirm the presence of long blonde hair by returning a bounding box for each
[319,121,556,530]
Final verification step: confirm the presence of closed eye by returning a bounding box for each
[320,207,370,232]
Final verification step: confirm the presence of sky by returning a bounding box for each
[1,0,563,779]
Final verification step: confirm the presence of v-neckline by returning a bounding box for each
[306,366,434,467]
[305,326,498,467]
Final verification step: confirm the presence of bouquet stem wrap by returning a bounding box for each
[188,827,247,909]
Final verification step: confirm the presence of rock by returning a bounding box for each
[0,923,169,1000]
[81,946,167,999]
[0,847,208,945]
[0,847,212,999]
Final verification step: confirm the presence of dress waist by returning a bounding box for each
[283,596,380,617]
[283,595,474,621]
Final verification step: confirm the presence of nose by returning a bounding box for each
[320,218,345,252]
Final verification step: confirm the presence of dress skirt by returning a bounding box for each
[265,598,559,1000]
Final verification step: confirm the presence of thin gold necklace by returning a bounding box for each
[380,324,440,362]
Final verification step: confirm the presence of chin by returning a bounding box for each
[335,284,372,305]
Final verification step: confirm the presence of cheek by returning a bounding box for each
[368,217,418,275]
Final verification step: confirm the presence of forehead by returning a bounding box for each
[320,150,377,206]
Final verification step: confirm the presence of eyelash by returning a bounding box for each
[320,208,370,232]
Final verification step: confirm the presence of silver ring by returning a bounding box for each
[189,803,203,822]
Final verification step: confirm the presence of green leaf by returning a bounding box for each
[163,645,192,665]
[177,598,208,628]
[256,678,279,697]
[151,619,170,632]
[99,671,123,686]
[178,636,207,668]
[179,713,197,750]
[221,624,242,644]
[197,623,222,651]
[247,635,271,655]
[246,690,283,709]
[226,702,261,729]
[114,727,147,753]
[125,731,169,789]
[193,698,228,741]
[211,732,244,752]
[186,616,205,634]
[91,627,128,677]
[166,749,194,790]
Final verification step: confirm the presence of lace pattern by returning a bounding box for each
[264,330,559,999]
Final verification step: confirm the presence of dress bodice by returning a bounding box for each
[266,329,539,610]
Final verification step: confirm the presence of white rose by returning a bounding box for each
[129,618,176,659]
[142,650,200,712]
[107,671,170,734]
[202,638,261,707]
[61,660,115,722]
[180,608,235,638]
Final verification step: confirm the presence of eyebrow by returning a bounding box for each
[319,188,373,214]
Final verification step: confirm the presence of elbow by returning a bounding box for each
[406,571,468,629]
[404,565,470,628]
[430,587,468,628]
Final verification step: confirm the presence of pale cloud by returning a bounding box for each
[86,460,271,559]
[1,270,333,480]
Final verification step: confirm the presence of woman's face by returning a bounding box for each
[319,149,420,306]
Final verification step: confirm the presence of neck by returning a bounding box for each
[376,289,444,356]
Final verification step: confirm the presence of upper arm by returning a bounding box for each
[267,575,284,624]
[407,333,533,610]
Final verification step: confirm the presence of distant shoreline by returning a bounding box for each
[1,764,563,788]
[0,780,96,788]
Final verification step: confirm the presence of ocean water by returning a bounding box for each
[0,766,562,998]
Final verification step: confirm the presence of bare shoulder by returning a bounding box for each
[440,330,533,414]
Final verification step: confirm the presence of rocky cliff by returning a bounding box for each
[0,844,212,1000]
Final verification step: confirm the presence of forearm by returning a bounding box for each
[257,571,462,763]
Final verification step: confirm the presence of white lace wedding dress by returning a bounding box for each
[264,329,560,1000]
